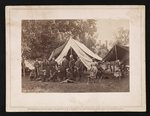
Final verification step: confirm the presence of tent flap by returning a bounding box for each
[49,40,68,60]
[49,38,102,69]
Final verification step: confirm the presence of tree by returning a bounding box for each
[22,20,98,59]
[113,27,129,46]
[93,43,109,58]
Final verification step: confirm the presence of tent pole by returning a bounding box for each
[115,45,118,61]
[71,47,72,55]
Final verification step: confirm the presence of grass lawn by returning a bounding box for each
[22,74,129,92]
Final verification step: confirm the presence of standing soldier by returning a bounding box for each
[97,61,103,80]
[49,57,58,81]
[69,55,75,79]
[22,57,26,77]
[57,65,64,81]
[45,59,50,80]
[75,57,83,81]
[61,56,69,80]
[42,58,49,81]
[42,58,47,70]
[34,59,40,79]
[87,63,98,84]
[50,57,58,69]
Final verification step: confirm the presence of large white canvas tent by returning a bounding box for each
[49,38,102,70]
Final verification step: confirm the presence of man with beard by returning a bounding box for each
[87,63,98,84]
[61,56,69,80]
[49,57,58,81]
[34,59,40,79]
[75,57,83,81]
[69,55,75,80]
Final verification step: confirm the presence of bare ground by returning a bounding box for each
[22,75,129,92]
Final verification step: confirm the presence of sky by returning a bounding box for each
[95,19,129,49]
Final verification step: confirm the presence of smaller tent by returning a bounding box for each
[49,38,102,70]
[103,44,129,65]
[24,60,35,70]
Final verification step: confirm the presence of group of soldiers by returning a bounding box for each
[30,55,84,82]
[29,55,128,83]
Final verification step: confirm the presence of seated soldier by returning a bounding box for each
[60,68,74,83]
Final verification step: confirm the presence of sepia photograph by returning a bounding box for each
[21,19,129,92]
[6,6,145,112]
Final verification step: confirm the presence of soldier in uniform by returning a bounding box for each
[34,59,40,79]
[49,57,58,81]
[42,58,49,81]
[87,63,98,84]
[49,57,58,73]
[69,55,75,79]
[74,57,83,81]
[61,56,69,80]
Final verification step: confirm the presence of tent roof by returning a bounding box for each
[49,40,68,60]
[74,39,102,61]
[49,38,102,69]
[103,44,129,63]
